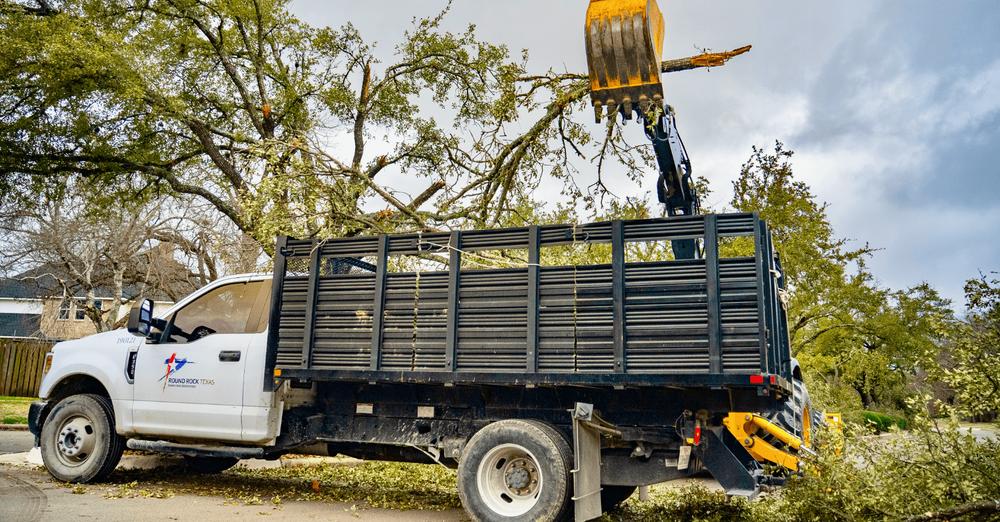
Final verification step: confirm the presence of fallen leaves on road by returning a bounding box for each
[73,460,460,512]
[103,480,176,499]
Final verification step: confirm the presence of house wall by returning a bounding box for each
[39,299,97,340]
[38,298,175,340]
[0,299,43,314]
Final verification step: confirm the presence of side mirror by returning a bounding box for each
[126,299,154,336]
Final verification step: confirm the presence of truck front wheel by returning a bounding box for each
[40,394,125,483]
[457,419,572,522]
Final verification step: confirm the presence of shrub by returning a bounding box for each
[861,411,907,432]
[770,418,1000,521]
[605,417,999,521]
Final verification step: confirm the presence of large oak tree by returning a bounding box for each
[1,0,751,252]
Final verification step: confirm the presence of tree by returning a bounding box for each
[0,1,577,249]
[0,182,216,331]
[938,273,1000,419]
[1,0,751,259]
[726,142,955,414]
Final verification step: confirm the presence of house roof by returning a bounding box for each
[0,312,42,338]
[0,268,174,301]
[0,274,62,299]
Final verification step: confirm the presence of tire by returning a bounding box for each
[769,379,825,446]
[770,379,805,437]
[40,394,125,483]
[182,456,240,474]
[600,485,636,511]
[458,419,573,522]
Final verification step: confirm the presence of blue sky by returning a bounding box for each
[291,0,1000,306]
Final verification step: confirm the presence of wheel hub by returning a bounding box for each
[54,415,96,465]
[60,430,81,455]
[476,443,544,517]
[503,458,538,494]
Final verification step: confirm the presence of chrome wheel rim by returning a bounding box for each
[476,443,542,517]
[54,414,97,467]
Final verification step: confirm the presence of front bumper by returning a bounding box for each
[27,400,47,444]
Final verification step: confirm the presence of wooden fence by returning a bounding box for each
[0,339,53,397]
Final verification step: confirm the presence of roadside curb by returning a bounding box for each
[0,424,29,431]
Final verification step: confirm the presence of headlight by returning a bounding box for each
[41,352,54,381]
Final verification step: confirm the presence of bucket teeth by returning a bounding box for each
[585,0,666,122]
[606,102,618,120]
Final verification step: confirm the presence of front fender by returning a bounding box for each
[38,364,119,400]
[38,329,142,433]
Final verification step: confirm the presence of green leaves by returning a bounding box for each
[1,0,609,252]
[727,142,959,416]
[936,274,1000,418]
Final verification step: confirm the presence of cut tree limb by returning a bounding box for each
[661,45,752,73]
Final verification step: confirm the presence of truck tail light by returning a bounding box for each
[693,424,702,446]
[749,374,764,385]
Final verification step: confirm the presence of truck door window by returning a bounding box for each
[165,281,264,343]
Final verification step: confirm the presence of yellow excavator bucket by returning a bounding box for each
[584,0,665,122]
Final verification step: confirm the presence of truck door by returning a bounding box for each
[132,279,270,441]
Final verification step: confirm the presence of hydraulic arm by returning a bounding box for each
[584,0,732,259]
[644,105,699,258]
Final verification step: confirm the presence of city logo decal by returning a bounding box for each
[159,352,214,389]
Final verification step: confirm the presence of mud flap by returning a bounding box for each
[571,403,604,522]
[699,428,760,498]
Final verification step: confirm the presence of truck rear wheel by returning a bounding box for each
[458,419,572,522]
[40,394,125,483]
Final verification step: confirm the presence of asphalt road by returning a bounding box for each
[965,425,998,442]
[0,469,46,522]
[0,429,34,454]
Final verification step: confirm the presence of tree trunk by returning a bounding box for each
[107,268,125,332]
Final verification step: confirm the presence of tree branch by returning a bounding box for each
[907,500,1000,522]
[660,45,752,73]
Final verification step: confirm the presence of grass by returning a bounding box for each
[0,395,33,424]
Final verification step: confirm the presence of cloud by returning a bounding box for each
[781,2,1000,304]
[289,0,1000,305]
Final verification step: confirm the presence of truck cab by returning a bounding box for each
[29,274,281,482]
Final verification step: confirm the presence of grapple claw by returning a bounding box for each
[585,0,665,122]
